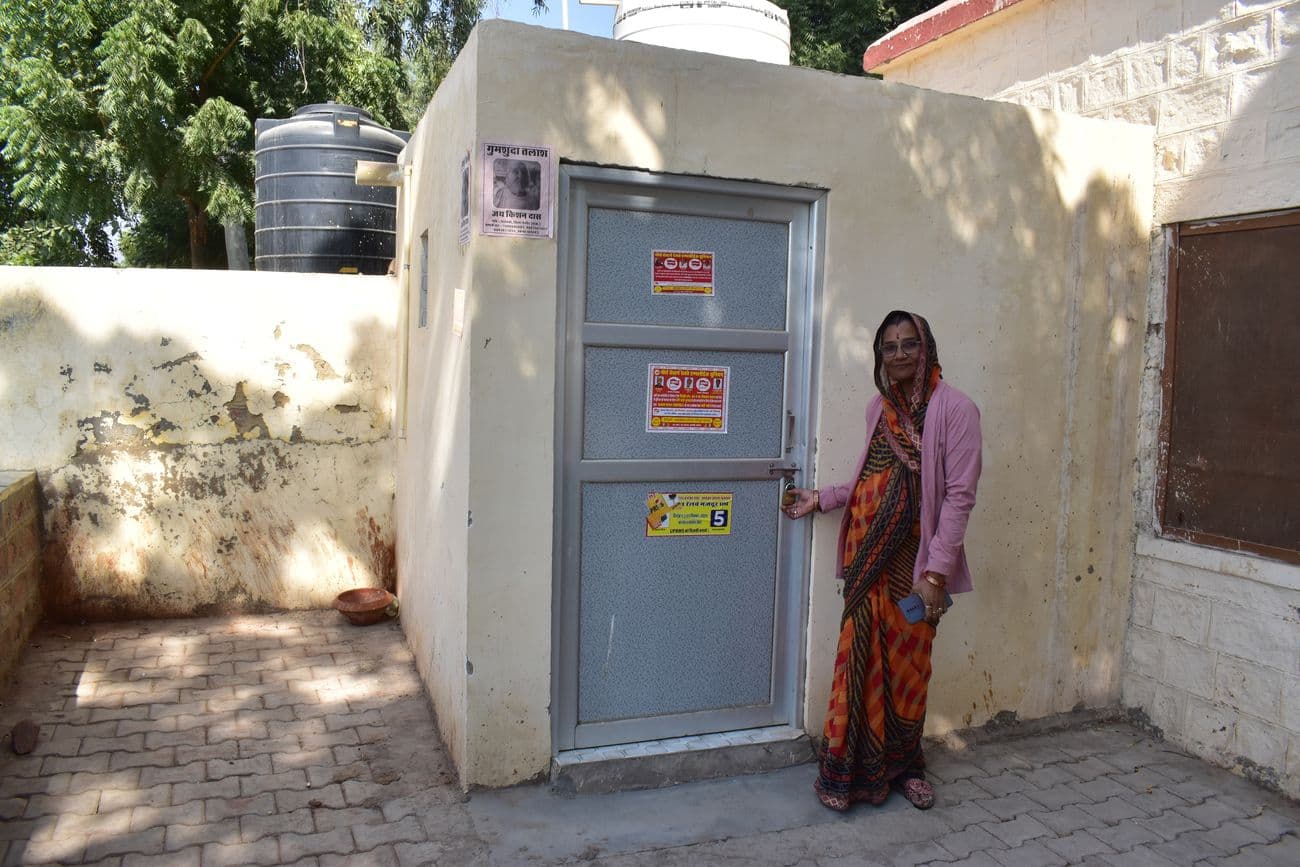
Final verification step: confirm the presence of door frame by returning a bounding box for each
[551,164,827,752]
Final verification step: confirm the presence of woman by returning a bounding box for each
[783,310,981,811]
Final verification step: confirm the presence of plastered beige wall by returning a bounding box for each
[872,0,1300,800]
[0,267,397,619]
[392,34,478,778]
[401,20,1152,787]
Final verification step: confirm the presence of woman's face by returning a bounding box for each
[881,320,921,386]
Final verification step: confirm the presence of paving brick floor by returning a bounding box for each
[1,613,1297,866]
[0,613,479,867]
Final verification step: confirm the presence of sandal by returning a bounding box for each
[897,777,935,810]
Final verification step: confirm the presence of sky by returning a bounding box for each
[483,0,618,39]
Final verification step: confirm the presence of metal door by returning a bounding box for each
[553,166,824,751]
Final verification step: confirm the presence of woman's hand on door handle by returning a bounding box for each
[782,487,819,519]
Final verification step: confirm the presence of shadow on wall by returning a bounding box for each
[0,274,398,621]
[529,52,1149,735]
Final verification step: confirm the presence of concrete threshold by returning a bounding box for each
[551,725,815,794]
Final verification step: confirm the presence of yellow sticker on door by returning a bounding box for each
[645,492,733,537]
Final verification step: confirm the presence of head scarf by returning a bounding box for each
[871,312,942,472]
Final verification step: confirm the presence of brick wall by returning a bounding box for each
[880,0,1300,224]
[1123,538,1300,797]
[875,0,1300,797]
[0,472,43,689]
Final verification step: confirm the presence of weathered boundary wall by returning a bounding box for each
[0,472,42,686]
[0,268,398,619]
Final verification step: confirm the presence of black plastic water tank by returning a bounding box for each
[254,104,409,274]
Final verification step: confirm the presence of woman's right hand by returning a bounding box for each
[782,487,819,519]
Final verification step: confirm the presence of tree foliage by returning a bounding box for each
[0,0,483,268]
[776,0,944,76]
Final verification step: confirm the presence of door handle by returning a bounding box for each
[784,410,795,454]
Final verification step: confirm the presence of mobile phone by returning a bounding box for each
[898,591,954,624]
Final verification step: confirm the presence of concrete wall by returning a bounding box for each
[392,34,479,778]
[398,20,1153,787]
[872,0,1300,800]
[0,472,42,688]
[0,268,398,619]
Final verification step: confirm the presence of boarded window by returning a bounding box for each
[1159,210,1300,564]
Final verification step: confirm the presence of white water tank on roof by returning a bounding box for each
[602,0,791,65]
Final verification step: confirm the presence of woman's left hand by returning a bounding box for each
[914,573,948,626]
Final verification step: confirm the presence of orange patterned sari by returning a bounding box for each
[814,364,942,811]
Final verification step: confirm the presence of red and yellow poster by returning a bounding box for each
[646,364,729,433]
[652,251,714,295]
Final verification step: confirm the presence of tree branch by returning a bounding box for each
[199,32,243,100]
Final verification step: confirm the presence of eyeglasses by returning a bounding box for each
[880,339,921,359]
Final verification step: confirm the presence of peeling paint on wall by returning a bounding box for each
[0,268,399,620]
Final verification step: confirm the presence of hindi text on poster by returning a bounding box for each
[652,251,714,295]
[646,364,729,433]
[645,492,733,537]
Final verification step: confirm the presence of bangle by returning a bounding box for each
[812,490,820,512]
[924,573,945,589]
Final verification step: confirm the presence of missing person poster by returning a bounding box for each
[652,251,714,295]
[646,364,730,433]
[645,492,733,537]
[479,142,554,238]
[458,152,471,246]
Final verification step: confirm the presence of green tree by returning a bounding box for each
[776,0,944,75]
[0,0,481,268]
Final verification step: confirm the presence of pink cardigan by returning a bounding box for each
[817,381,982,593]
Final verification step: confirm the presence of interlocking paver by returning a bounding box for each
[1073,776,1138,802]
[312,807,384,833]
[162,818,238,852]
[139,761,206,787]
[982,814,1052,847]
[129,802,204,833]
[1177,797,1258,828]
[201,837,279,867]
[1100,844,1181,865]
[989,840,1067,866]
[1081,794,1152,824]
[52,808,132,840]
[1148,830,1233,862]
[277,783,347,813]
[973,792,1042,821]
[110,747,177,772]
[4,615,1297,867]
[320,845,400,867]
[1090,818,1164,852]
[121,847,201,867]
[936,826,1006,860]
[1042,829,1115,861]
[1025,782,1092,810]
[1031,804,1106,835]
[83,827,166,861]
[352,816,426,850]
[976,771,1035,797]
[1139,806,1214,841]
[277,828,355,861]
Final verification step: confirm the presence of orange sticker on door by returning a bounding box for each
[646,364,729,433]
[652,251,714,295]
